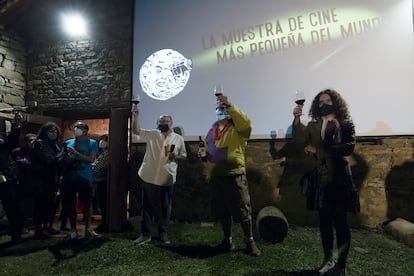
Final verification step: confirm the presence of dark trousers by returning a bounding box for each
[319,207,350,267]
[61,177,93,229]
[96,179,108,226]
[33,190,56,229]
[0,181,23,240]
[140,182,173,236]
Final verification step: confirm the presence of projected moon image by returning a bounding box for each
[139,49,192,101]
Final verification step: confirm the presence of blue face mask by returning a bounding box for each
[216,108,227,121]
[47,132,58,141]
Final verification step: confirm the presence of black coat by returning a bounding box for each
[31,139,62,194]
[0,128,22,199]
[293,119,360,213]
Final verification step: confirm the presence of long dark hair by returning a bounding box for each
[37,121,61,141]
[308,88,351,122]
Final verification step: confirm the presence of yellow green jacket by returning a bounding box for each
[205,104,251,176]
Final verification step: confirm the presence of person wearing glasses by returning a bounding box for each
[131,104,187,245]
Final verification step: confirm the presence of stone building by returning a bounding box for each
[0,0,413,231]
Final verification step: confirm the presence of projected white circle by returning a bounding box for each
[139,49,192,101]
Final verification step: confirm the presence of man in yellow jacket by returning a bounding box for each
[202,94,260,256]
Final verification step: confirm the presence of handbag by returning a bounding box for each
[300,171,318,210]
[346,175,360,213]
[300,172,313,196]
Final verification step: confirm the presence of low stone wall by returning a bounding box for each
[129,137,414,229]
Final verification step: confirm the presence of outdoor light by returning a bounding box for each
[61,13,87,37]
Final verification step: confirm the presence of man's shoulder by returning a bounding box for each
[171,132,182,138]
[171,132,185,141]
[141,129,159,135]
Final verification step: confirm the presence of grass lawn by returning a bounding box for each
[1,223,413,275]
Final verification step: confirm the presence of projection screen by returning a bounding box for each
[132,0,414,139]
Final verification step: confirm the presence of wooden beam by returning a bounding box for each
[107,107,130,232]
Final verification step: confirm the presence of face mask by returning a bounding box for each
[158,124,170,132]
[319,103,335,116]
[99,140,107,149]
[47,132,58,141]
[216,108,227,121]
[74,127,84,137]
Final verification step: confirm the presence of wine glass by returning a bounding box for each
[214,84,223,96]
[132,94,141,105]
[131,94,140,115]
[294,90,305,105]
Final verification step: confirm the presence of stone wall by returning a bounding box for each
[130,137,414,229]
[1,6,131,119]
[25,37,131,119]
[16,3,133,120]
[0,26,25,123]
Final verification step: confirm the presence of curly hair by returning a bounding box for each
[37,121,61,141]
[308,88,352,122]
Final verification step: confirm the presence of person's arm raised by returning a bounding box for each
[131,104,141,135]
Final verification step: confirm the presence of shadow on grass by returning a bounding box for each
[0,234,109,260]
[48,237,109,265]
[158,244,318,275]
[0,235,61,256]
[244,269,317,275]
[157,243,243,259]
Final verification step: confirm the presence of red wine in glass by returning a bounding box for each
[132,94,141,105]
[214,84,223,96]
[294,90,305,105]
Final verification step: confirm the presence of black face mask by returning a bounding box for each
[319,103,335,116]
[158,124,170,132]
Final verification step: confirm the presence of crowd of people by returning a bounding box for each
[0,87,358,276]
[0,114,109,244]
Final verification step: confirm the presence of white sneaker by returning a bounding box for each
[133,234,151,245]
[85,229,100,239]
[66,230,78,240]
[318,260,335,275]
[159,232,171,245]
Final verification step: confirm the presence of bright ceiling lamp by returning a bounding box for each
[61,13,87,37]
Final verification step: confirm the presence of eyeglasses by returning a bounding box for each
[73,124,87,129]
